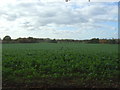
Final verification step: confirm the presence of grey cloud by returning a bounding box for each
[6,14,19,21]
[2,1,117,27]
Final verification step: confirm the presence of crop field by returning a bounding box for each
[2,43,120,88]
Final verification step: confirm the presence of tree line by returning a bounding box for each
[1,35,120,44]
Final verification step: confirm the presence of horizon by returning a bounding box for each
[1,35,119,41]
[0,0,118,40]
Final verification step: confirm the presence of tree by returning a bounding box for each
[16,37,37,43]
[51,39,57,43]
[99,39,107,44]
[3,35,11,41]
[107,39,116,44]
[0,38,1,43]
[45,38,51,43]
[90,38,99,43]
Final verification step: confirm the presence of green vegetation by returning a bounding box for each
[2,35,120,44]
[2,43,120,88]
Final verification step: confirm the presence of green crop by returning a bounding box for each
[2,43,120,88]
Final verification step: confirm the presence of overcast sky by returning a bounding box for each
[0,0,118,40]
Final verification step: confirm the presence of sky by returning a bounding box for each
[0,0,119,40]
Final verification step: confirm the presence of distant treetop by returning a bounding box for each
[3,35,11,41]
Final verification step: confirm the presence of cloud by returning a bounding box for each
[0,0,118,39]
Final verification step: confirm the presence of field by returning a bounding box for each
[2,43,120,88]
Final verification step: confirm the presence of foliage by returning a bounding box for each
[90,38,99,43]
[3,36,11,41]
[2,43,120,88]
[1,35,120,44]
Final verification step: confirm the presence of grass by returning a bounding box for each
[2,43,120,88]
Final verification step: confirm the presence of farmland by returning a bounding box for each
[2,43,120,88]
